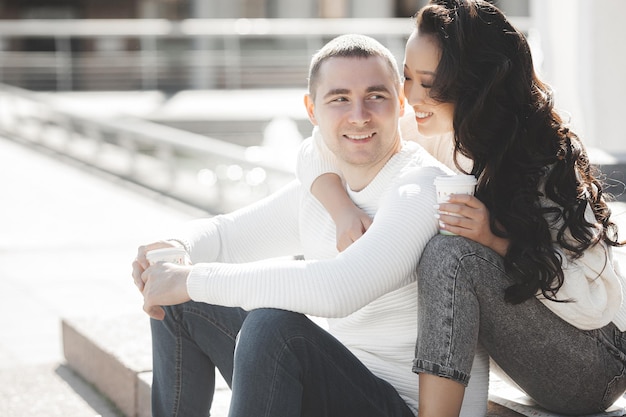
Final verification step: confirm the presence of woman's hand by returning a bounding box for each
[437,194,509,257]
[335,205,373,252]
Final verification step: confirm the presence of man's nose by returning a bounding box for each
[349,102,371,125]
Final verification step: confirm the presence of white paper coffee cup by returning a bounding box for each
[146,247,189,266]
[434,174,477,235]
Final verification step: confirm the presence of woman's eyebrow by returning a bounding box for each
[404,64,436,76]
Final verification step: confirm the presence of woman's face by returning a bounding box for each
[403,30,455,137]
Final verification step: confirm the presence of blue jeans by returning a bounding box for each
[414,235,626,414]
[151,304,414,417]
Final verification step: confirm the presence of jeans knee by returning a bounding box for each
[234,309,310,375]
[420,235,469,273]
[425,234,473,258]
[237,309,306,351]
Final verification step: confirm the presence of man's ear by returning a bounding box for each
[304,94,318,125]
[398,89,406,117]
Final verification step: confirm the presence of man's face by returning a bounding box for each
[304,56,404,187]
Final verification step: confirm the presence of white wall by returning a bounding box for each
[531,0,626,156]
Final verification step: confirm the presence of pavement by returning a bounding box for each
[0,135,197,417]
[1,133,625,417]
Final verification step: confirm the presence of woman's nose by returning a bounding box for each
[406,84,426,106]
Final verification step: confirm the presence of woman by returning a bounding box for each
[308,0,626,415]
[410,1,626,415]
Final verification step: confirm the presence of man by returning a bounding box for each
[132,34,448,417]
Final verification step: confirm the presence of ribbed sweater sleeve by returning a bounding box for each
[537,195,626,330]
[176,180,303,265]
[539,242,625,331]
[187,144,448,318]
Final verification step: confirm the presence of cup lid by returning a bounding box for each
[146,247,187,259]
[434,174,477,185]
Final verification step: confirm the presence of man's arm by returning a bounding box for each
[185,165,443,318]
[176,180,303,264]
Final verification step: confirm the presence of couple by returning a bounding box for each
[132,1,626,416]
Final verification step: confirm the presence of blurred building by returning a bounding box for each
[0,0,528,19]
[0,0,624,154]
[0,0,529,91]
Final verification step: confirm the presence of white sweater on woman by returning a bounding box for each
[175,137,490,415]
[399,109,626,331]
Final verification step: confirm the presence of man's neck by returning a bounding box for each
[341,140,402,192]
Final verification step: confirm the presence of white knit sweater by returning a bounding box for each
[175,138,493,414]
[399,110,626,332]
[295,128,490,415]
[538,185,626,331]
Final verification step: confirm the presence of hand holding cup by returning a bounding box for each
[434,175,477,235]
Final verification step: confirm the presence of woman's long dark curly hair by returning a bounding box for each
[416,0,622,303]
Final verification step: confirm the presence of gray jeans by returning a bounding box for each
[414,235,626,414]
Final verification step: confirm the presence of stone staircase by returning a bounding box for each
[63,312,626,417]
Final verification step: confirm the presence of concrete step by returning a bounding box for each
[61,313,231,417]
[61,313,626,417]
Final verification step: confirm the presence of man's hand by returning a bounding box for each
[132,240,180,292]
[436,194,509,257]
[132,240,189,319]
[141,262,192,320]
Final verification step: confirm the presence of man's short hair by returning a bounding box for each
[307,34,401,100]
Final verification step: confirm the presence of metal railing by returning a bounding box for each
[0,18,531,91]
[0,83,296,213]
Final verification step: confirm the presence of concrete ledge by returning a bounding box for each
[488,373,626,417]
[62,313,231,417]
[137,372,152,417]
[62,313,622,417]
[62,313,152,417]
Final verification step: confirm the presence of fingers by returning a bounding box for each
[360,215,373,231]
[336,227,367,252]
[133,240,179,316]
[436,196,487,220]
[132,259,146,292]
[140,266,165,320]
[444,193,483,208]
[337,239,350,253]
[337,233,357,252]
[144,303,166,320]
[133,240,181,289]
[136,241,178,269]
[437,211,469,233]
[135,244,152,270]
[435,194,492,242]
[435,197,478,236]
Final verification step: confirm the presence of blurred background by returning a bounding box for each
[1,2,625,417]
[1,0,624,213]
